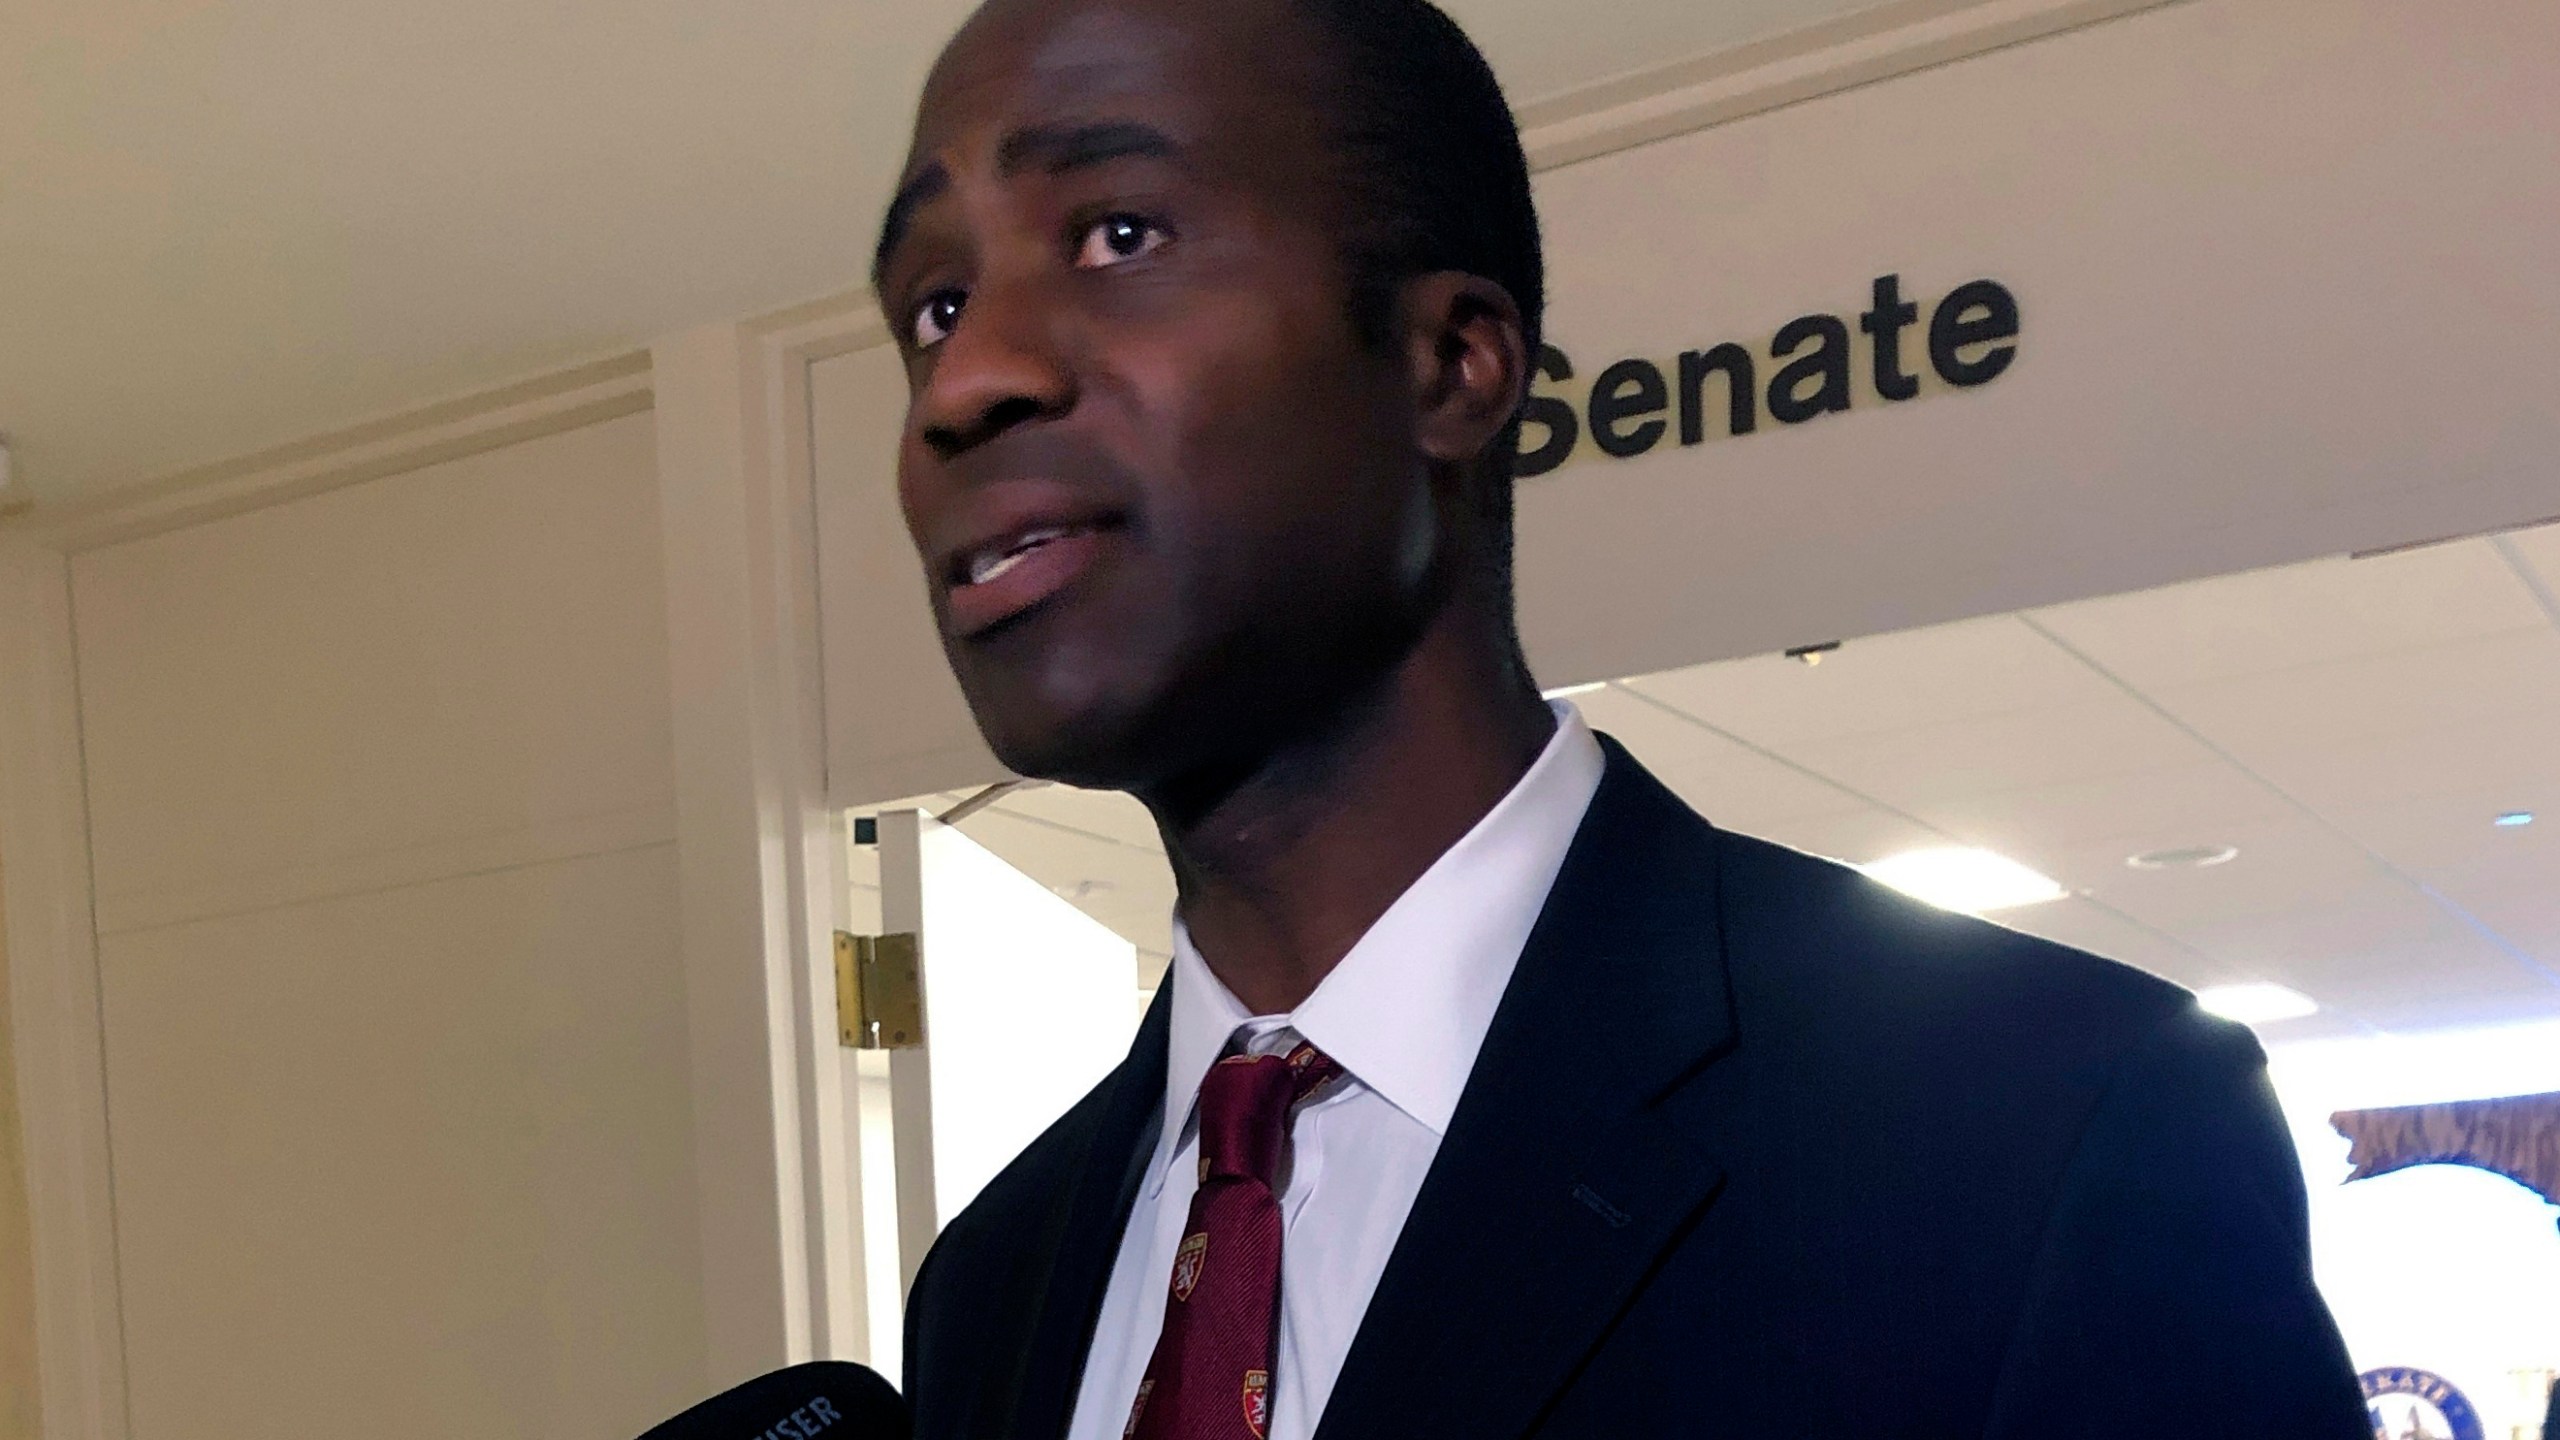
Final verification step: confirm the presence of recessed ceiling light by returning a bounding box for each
[2195,982,2318,1024]
[1860,847,2068,914]
[2127,844,2240,870]
[1541,681,1610,699]
[2494,811,2535,828]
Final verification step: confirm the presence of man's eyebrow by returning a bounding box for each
[874,161,951,286]
[872,122,1183,286]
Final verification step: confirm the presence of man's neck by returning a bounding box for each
[1147,624,1556,1016]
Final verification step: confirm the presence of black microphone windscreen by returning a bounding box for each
[637,1360,906,1440]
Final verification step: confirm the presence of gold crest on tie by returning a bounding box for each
[1122,1380,1152,1439]
[1242,1369,1270,1439]
[1172,1232,1209,1302]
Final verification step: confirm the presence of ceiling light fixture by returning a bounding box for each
[2195,982,2319,1024]
[1541,681,1610,699]
[1860,847,2068,914]
[2127,844,2240,870]
[2494,811,2535,828]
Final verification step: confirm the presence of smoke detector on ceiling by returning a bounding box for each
[2126,845,2239,870]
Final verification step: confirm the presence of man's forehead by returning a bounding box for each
[874,0,1341,282]
[909,0,1309,162]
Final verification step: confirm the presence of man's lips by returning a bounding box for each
[944,520,1118,638]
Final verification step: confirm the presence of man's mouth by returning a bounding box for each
[946,520,1118,638]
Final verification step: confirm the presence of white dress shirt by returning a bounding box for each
[1062,704,1606,1440]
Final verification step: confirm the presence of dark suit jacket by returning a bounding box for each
[905,739,2368,1438]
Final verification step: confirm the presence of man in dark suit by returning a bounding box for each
[870,0,2370,1435]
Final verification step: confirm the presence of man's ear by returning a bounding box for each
[1400,272,1529,469]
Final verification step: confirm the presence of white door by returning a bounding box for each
[848,807,1142,1372]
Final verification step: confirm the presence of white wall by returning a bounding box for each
[1518,0,2560,687]
[61,411,708,1440]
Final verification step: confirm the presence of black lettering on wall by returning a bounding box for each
[1677,344,1756,443]
[1518,274,2018,473]
[1767,314,1852,425]
[1514,344,1580,479]
[1588,358,1670,458]
[1928,279,2019,387]
[1859,274,1921,402]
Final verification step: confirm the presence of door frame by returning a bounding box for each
[0,536,128,1440]
[652,303,901,1375]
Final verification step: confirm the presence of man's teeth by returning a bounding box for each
[970,549,1030,586]
[966,527,1072,586]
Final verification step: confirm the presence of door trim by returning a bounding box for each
[0,538,131,1440]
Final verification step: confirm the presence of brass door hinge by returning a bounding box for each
[835,931,924,1050]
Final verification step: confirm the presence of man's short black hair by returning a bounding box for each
[1293,0,1544,638]
[1296,0,1544,359]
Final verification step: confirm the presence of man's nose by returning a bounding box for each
[916,279,1075,457]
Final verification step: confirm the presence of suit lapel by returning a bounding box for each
[1314,739,1738,1440]
[997,985,1170,1440]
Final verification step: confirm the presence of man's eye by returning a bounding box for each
[912,290,967,349]
[1075,215,1169,269]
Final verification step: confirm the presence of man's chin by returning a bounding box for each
[967,685,1171,794]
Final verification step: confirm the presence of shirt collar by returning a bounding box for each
[1159,702,1606,1161]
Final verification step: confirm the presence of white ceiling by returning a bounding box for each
[0,0,1888,512]
[861,519,2560,1042]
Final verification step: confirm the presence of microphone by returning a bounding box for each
[637,1360,907,1440]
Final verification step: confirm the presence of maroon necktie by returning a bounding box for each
[1124,1040,1341,1440]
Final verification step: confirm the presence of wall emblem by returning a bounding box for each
[1172,1233,1209,1302]
[2360,1367,2485,1440]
